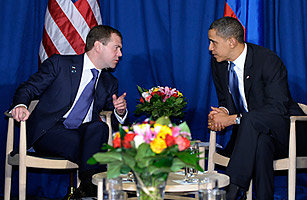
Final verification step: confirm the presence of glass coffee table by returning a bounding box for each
[92,171,229,200]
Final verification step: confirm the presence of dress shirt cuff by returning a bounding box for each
[219,106,229,114]
[114,109,128,124]
[9,104,28,113]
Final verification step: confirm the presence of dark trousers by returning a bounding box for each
[33,120,109,184]
[225,111,290,200]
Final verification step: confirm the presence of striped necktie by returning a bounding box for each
[64,68,99,129]
[228,62,245,113]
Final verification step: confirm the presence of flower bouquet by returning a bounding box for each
[134,86,187,120]
[88,116,203,200]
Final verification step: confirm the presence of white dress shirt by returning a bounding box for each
[228,43,249,112]
[63,53,127,124]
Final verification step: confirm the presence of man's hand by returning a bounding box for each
[11,106,30,122]
[208,106,235,131]
[112,93,127,116]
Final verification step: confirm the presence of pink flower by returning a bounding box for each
[175,136,191,151]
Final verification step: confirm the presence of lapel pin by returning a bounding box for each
[71,66,77,73]
[246,75,250,79]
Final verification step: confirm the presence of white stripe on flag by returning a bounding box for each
[56,0,90,42]
[39,0,102,63]
[88,0,103,25]
[45,8,76,55]
[39,42,48,62]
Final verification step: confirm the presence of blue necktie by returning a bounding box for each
[64,68,99,129]
[228,62,245,113]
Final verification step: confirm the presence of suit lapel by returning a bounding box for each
[244,44,254,104]
[70,54,84,104]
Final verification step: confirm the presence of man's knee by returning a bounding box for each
[84,121,109,143]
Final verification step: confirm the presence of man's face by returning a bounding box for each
[99,33,122,69]
[208,29,232,62]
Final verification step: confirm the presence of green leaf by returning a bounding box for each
[120,164,131,174]
[107,162,122,179]
[175,151,198,165]
[170,158,186,172]
[122,152,136,169]
[119,125,126,140]
[156,116,171,125]
[152,156,172,168]
[93,151,122,164]
[135,143,154,160]
[87,157,97,165]
[178,121,191,133]
[137,85,144,93]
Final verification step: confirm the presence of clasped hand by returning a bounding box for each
[208,106,236,131]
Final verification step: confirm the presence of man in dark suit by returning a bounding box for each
[207,17,305,199]
[10,25,128,198]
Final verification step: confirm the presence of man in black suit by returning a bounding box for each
[10,25,128,198]
[207,17,305,199]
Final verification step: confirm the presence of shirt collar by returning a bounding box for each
[230,43,247,69]
[84,53,101,73]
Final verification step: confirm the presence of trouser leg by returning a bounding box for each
[33,120,109,184]
[225,111,289,195]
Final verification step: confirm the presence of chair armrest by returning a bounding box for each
[288,115,307,172]
[208,130,217,172]
[99,111,113,145]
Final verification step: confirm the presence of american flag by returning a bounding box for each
[39,0,102,62]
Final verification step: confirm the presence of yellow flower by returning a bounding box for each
[177,91,183,97]
[150,137,167,154]
[152,88,159,92]
[154,124,172,139]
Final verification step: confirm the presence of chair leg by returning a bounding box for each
[4,163,12,200]
[19,165,27,200]
[288,168,296,200]
[246,180,252,200]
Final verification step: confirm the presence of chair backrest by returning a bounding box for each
[207,103,307,200]
[298,103,307,114]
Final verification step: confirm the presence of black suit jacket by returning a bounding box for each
[11,54,120,147]
[211,43,305,155]
[211,43,304,117]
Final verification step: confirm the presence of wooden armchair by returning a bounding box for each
[4,100,113,200]
[207,103,307,200]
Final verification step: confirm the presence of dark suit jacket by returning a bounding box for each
[211,43,304,117]
[11,54,120,147]
[211,43,305,155]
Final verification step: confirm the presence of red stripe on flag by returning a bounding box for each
[224,2,246,40]
[48,0,85,55]
[74,0,98,28]
[224,2,239,20]
[42,27,59,57]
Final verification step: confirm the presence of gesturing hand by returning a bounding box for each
[112,93,127,116]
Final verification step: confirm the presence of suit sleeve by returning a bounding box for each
[211,58,228,109]
[251,54,290,115]
[11,55,60,109]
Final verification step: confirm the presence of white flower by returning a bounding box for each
[134,135,145,149]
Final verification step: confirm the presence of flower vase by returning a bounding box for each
[134,172,168,200]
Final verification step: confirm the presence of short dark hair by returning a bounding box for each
[209,17,244,43]
[85,25,123,52]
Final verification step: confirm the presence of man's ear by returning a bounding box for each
[228,37,237,48]
[93,41,103,53]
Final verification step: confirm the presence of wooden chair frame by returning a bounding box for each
[4,100,113,200]
[207,103,307,200]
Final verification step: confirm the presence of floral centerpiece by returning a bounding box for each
[134,86,187,120]
[88,116,203,200]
